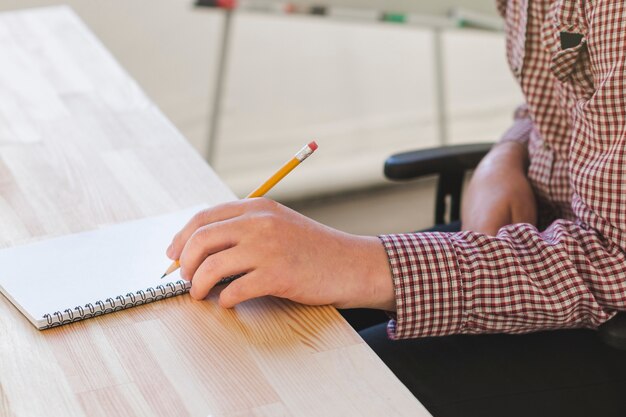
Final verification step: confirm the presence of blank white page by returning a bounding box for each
[0,205,205,329]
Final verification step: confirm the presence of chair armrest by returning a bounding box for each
[384,143,493,181]
[384,143,493,224]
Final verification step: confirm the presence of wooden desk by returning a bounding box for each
[0,7,430,417]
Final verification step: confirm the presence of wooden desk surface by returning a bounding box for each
[0,7,430,417]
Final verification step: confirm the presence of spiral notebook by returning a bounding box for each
[0,205,207,330]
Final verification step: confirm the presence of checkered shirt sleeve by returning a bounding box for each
[380,221,626,339]
[380,0,626,339]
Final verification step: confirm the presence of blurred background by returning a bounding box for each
[0,0,522,234]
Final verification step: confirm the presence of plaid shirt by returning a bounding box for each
[381,0,626,339]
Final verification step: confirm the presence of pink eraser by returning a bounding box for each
[308,141,318,151]
[217,0,237,10]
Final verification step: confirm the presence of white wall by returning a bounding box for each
[0,1,523,199]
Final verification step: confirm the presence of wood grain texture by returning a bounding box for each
[0,6,431,417]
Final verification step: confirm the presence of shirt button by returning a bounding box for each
[543,142,551,150]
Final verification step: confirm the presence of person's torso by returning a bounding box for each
[500,0,626,246]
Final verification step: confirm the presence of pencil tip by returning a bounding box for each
[160,273,167,279]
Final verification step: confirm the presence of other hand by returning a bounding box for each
[461,141,537,235]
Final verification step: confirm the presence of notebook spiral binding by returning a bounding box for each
[41,279,191,329]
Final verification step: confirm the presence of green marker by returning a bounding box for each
[381,12,406,23]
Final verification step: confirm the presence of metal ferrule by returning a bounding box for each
[295,144,314,162]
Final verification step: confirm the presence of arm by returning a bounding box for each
[166,195,626,341]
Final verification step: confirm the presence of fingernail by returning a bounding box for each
[180,268,188,281]
[166,242,173,258]
[190,286,200,300]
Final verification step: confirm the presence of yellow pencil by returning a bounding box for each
[160,141,318,279]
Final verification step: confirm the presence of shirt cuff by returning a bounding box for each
[499,105,533,146]
[379,233,465,340]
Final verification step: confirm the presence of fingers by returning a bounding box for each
[167,200,249,260]
[166,198,286,305]
[218,271,270,308]
[178,217,244,281]
[188,247,254,300]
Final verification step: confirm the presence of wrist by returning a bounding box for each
[338,235,396,311]
[361,236,396,311]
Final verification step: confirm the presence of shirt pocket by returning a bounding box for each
[549,37,587,83]
[541,1,594,94]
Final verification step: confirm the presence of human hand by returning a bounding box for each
[461,141,537,235]
[167,199,396,311]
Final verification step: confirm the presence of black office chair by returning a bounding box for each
[384,143,626,350]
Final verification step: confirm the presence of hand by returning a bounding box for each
[166,199,396,310]
[461,141,537,235]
